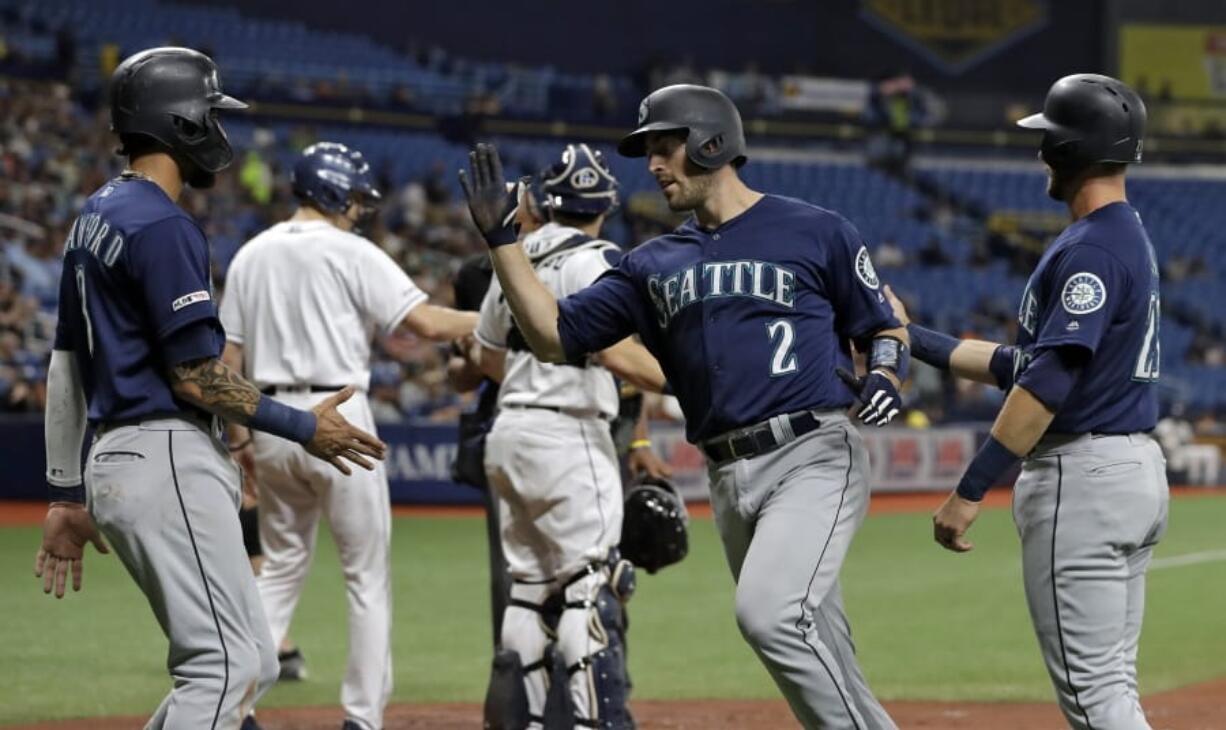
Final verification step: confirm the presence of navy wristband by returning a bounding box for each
[48,483,86,504]
[249,395,317,444]
[955,435,1020,502]
[907,324,958,370]
[483,225,519,248]
[989,345,1019,391]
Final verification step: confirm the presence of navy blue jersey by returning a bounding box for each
[1015,201,1159,434]
[53,177,224,423]
[557,194,899,442]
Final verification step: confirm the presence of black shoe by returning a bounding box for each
[278,647,308,681]
[341,721,365,730]
[240,715,263,730]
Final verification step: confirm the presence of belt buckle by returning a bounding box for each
[725,436,745,461]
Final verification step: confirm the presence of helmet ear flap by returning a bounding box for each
[171,113,208,144]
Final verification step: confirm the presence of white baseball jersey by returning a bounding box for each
[475,222,621,419]
[219,219,426,388]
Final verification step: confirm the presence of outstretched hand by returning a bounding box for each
[35,503,109,598]
[306,386,388,475]
[458,143,528,247]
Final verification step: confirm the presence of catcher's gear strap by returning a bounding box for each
[562,582,632,729]
[609,558,636,603]
[561,558,610,590]
[507,232,605,362]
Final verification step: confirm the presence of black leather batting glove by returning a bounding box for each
[836,368,902,427]
[457,142,526,248]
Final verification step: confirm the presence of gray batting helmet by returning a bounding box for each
[617,84,747,169]
[1017,74,1146,172]
[110,47,247,174]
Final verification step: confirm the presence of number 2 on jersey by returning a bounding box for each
[74,264,95,356]
[1132,291,1159,382]
[766,319,797,376]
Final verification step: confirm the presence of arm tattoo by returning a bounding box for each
[169,357,262,424]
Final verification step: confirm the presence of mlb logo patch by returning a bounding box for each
[171,290,211,312]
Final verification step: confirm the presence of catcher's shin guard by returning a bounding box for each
[492,582,566,728]
[557,571,634,729]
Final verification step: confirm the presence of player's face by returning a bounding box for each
[645,132,712,212]
[1044,162,1074,202]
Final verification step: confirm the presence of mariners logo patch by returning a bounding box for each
[854,246,880,289]
[1061,272,1106,314]
[570,167,600,190]
[638,98,650,125]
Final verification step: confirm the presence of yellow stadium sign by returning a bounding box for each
[1120,24,1226,100]
[861,0,1048,73]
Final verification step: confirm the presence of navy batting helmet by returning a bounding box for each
[110,47,247,175]
[619,477,688,574]
[1017,74,1146,172]
[617,84,747,169]
[534,143,619,218]
[291,142,382,215]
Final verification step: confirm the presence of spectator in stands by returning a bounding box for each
[4,234,59,304]
[875,239,906,268]
[1155,403,1222,486]
[917,234,951,267]
[592,74,618,120]
[390,83,415,110]
[719,62,777,117]
[238,149,274,205]
[370,361,406,423]
[865,70,934,174]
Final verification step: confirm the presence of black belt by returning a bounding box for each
[502,403,613,421]
[701,410,824,464]
[95,410,214,437]
[259,384,345,395]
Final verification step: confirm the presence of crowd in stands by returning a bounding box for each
[0,76,485,420]
[0,73,1223,447]
[1,0,1223,141]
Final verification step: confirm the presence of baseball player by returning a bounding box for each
[898,74,1164,729]
[470,143,666,729]
[461,86,907,730]
[35,47,385,730]
[220,141,478,730]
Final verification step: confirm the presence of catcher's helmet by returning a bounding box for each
[617,84,747,169]
[110,47,247,174]
[1017,74,1146,172]
[619,477,688,574]
[534,143,619,218]
[292,142,382,215]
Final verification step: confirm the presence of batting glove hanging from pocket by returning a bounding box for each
[836,368,903,427]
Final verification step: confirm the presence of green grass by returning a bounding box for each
[3,495,1225,724]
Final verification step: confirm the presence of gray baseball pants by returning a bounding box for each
[86,416,279,730]
[1014,432,1169,730]
[707,412,897,730]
